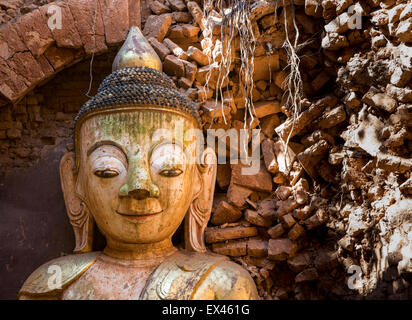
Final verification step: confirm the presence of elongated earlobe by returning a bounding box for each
[60,152,93,253]
[185,147,217,252]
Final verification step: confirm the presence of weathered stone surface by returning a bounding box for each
[149,0,170,15]
[212,240,247,256]
[295,268,318,283]
[148,37,171,60]
[172,11,192,23]
[247,239,268,257]
[386,84,412,103]
[43,46,76,70]
[8,52,46,88]
[245,209,273,227]
[305,0,323,18]
[253,100,281,118]
[261,114,280,138]
[321,32,349,50]
[178,77,193,89]
[0,59,28,102]
[253,54,280,81]
[256,199,276,220]
[312,71,330,92]
[268,238,298,261]
[205,225,258,243]
[168,0,186,11]
[318,105,346,129]
[261,139,278,174]
[163,55,185,77]
[231,161,273,193]
[287,252,311,272]
[0,24,27,61]
[280,213,296,229]
[68,0,107,54]
[268,224,285,239]
[227,182,253,207]
[314,249,338,272]
[304,208,328,230]
[275,186,292,201]
[251,0,277,20]
[395,18,412,42]
[182,60,197,83]
[187,46,209,66]
[274,140,296,174]
[201,100,231,120]
[187,1,204,30]
[163,38,188,60]
[168,24,199,39]
[275,96,337,141]
[297,140,330,177]
[14,9,54,57]
[216,163,231,189]
[143,14,172,42]
[288,223,305,240]
[40,2,82,49]
[277,198,299,217]
[211,200,243,225]
[100,0,129,45]
[362,87,397,113]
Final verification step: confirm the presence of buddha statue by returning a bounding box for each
[18,27,258,300]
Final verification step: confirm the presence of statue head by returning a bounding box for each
[60,27,217,256]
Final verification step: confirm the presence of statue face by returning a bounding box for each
[75,110,201,244]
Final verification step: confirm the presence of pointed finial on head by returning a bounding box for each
[112,26,162,72]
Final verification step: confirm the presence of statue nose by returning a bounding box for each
[118,166,160,199]
[128,189,150,200]
[119,180,160,199]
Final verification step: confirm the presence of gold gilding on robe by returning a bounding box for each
[18,252,99,298]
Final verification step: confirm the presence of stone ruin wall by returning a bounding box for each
[0,0,411,300]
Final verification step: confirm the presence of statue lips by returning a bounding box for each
[115,199,164,222]
[116,210,163,223]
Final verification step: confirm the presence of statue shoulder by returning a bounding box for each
[141,249,229,300]
[196,259,259,300]
[18,251,100,299]
[141,249,258,300]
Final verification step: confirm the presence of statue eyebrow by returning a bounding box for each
[87,141,127,158]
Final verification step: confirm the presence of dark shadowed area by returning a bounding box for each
[0,140,74,299]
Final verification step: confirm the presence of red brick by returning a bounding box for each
[40,2,82,49]
[211,200,243,225]
[245,209,274,227]
[205,225,258,243]
[268,224,285,239]
[268,238,298,261]
[100,0,130,45]
[212,240,247,257]
[14,9,54,57]
[68,0,107,54]
[143,14,172,42]
[231,161,273,193]
[247,239,268,257]
[163,55,185,77]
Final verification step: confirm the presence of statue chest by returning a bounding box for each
[62,258,159,300]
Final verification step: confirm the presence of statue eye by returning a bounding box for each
[159,169,183,177]
[94,169,119,178]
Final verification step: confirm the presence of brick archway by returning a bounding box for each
[0,0,140,106]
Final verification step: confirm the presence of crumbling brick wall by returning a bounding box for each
[0,0,411,300]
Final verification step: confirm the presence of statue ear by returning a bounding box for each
[60,152,93,253]
[185,147,217,252]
